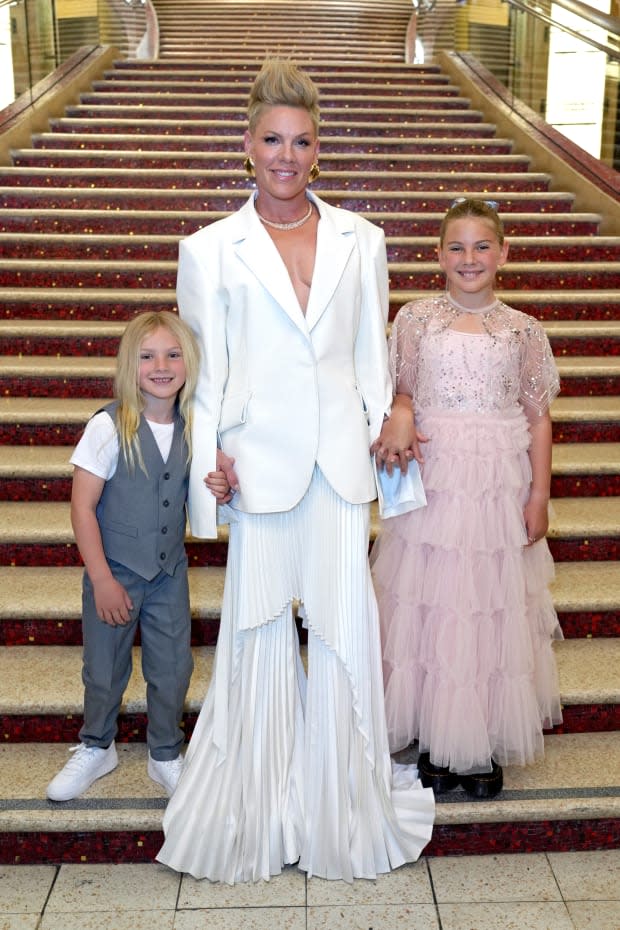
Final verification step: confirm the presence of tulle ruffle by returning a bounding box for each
[371,407,563,773]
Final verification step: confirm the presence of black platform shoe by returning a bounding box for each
[460,761,503,799]
[417,752,460,794]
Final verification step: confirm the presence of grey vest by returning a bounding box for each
[96,402,189,580]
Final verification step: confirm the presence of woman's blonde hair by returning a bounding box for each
[114,310,200,472]
[247,58,320,134]
[439,197,505,246]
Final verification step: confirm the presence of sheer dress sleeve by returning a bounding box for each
[519,318,561,420]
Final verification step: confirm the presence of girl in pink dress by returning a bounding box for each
[370,198,563,797]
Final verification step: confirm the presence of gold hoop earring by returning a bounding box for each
[243,156,255,177]
[308,163,320,183]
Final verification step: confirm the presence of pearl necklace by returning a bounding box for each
[256,200,313,231]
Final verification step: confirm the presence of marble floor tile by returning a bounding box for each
[306,903,440,929]
[45,863,181,913]
[428,853,562,903]
[306,859,433,906]
[178,866,306,908]
[40,912,175,930]
[0,865,56,913]
[173,907,306,930]
[548,850,620,901]
[0,917,40,930]
[566,900,620,930]
[437,901,575,930]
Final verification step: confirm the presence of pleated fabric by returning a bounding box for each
[371,406,564,775]
[157,467,435,883]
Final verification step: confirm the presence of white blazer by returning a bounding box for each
[177,191,392,539]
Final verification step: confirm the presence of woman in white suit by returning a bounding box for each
[157,59,434,884]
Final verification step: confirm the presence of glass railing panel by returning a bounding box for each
[416,0,619,169]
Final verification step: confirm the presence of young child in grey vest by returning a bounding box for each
[47,311,233,802]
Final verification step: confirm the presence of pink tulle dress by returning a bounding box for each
[370,294,564,775]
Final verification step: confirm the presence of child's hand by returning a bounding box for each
[205,470,233,502]
[524,490,549,546]
[93,577,133,626]
[205,449,239,503]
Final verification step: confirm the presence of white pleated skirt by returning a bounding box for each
[157,468,434,883]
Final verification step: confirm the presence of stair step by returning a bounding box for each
[0,638,617,722]
[0,561,617,643]
[0,207,601,238]
[2,258,616,291]
[2,395,618,446]
[16,148,533,172]
[0,186,575,213]
[63,104,486,122]
[29,131,519,155]
[1,232,618,264]
[1,354,617,398]
[0,497,617,565]
[1,732,618,861]
[0,167,553,193]
[3,318,617,357]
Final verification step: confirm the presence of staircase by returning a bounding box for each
[0,0,618,864]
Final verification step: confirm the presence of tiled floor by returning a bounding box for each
[1,849,618,929]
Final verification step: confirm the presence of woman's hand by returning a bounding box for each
[371,394,428,475]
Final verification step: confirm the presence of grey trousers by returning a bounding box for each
[79,556,193,760]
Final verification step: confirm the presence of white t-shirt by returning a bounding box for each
[70,410,174,479]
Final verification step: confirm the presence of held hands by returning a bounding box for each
[524,489,549,546]
[204,448,240,503]
[92,576,133,627]
[371,395,428,476]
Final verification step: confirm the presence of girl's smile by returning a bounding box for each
[438,216,509,309]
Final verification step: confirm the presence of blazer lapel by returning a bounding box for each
[231,196,309,334]
[305,197,355,332]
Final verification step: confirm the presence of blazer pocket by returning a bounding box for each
[219,391,251,433]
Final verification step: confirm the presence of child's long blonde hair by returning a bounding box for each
[114,310,200,473]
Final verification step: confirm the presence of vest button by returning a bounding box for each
[160,552,166,560]
[161,526,168,534]
[163,473,170,480]
[163,500,170,507]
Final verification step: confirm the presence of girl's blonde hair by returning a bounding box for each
[247,58,320,134]
[440,197,505,246]
[114,310,200,472]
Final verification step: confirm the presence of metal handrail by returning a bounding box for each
[504,0,620,60]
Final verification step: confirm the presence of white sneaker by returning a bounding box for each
[46,743,118,802]
[147,753,184,797]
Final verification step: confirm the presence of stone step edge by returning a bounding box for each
[0,639,618,713]
[2,396,617,423]
[3,356,617,377]
[2,443,618,479]
[3,319,618,338]
[0,497,617,541]
[0,734,618,832]
[0,561,618,617]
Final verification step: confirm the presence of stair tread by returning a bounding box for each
[0,560,618,619]
[1,442,617,479]
[2,395,618,423]
[0,732,618,831]
[0,638,617,714]
[3,355,617,377]
[0,496,618,541]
